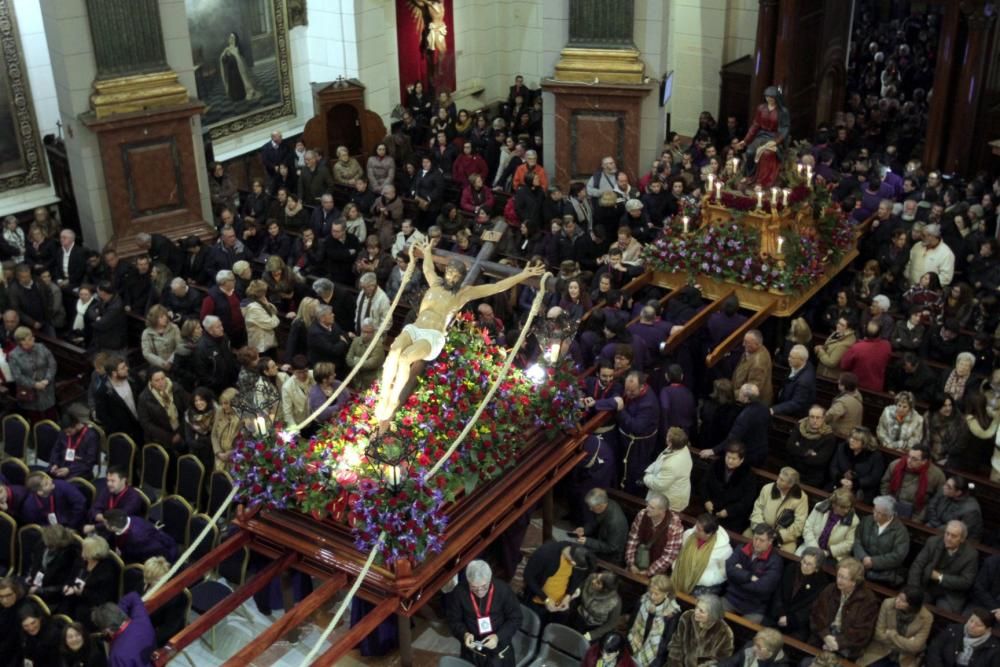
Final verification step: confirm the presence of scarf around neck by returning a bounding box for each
[673,531,718,594]
[151,378,179,431]
[889,458,931,510]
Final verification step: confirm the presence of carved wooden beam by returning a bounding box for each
[705,298,777,368]
[310,596,401,667]
[152,551,298,666]
[144,530,251,614]
[220,572,348,667]
[662,288,736,355]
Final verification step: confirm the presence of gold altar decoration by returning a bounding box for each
[90,71,189,118]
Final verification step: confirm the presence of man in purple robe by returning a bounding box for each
[22,472,87,530]
[105,509,179,564]
[613,370,660,495]
[85,466,146,534]
[93,592,156,666]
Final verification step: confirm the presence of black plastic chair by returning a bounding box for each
[175,454,206,510]
[207,470,234,520]
[514,603,542,667]
[2,413,30,460]
[526,623,589,667]
[157,494,193,547]
[122,564,145,596]
[0,511,15,575]
[0,458,29,486]
[107,433,137,482]
[185,513,219,566]
[140,443,170,502]
[17,524,43,577]
[67,477,96,509]
[31,420,60,467]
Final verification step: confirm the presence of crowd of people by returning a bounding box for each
[0,5,999,658]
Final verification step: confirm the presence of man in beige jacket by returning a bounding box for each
[732,330,773,405]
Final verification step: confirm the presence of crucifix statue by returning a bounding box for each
[373,238,544,431]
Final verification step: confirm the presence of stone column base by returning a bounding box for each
[90,70,190,119]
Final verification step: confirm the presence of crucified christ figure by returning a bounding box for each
[373,240,544,430]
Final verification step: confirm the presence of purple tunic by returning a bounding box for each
[21,479,87,530]
[109,592,156,667]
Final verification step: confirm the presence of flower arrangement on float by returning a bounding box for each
[230,311,584,565]
[643,177,856,293]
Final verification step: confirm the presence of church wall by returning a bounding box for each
[0,0,59,216]
[668,0,727,136]
[724,0,759,65]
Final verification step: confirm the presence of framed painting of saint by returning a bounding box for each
[395,0,456,100]
[0,0,48,193]
[185,0,294,140]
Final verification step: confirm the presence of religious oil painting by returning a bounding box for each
[185,0,294,140]
[0,0,48,192]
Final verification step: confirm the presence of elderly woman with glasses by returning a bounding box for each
[666,594,733,667]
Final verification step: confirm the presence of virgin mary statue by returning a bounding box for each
[219,32,261,102]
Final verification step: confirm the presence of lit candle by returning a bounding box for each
[707,173,715,191]
[782,188,790,206]
[714,182,722,201]
[732,158,740,174]
[797,164,803,176]
[254,415,267,436]
[805,165,813,184]
[682,216,689,234]
[777,236,785,255]
[755,187,763,209]
[770,187,779,204]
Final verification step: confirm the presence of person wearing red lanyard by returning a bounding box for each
[446,560,522,666]
[49,413,100,480]
[84,466,145,536]
[23,471,87,531]
[92,592,156,666]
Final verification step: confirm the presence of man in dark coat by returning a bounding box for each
[447,560,522,667]
[22,472,87,530]
[260,131,292,180]
[322,221,362,286]
[970,553,1000,614]
[852,495,911,587]
[573,487,629,564]
[926,610,1000,667]
[306,304,349,369]
[193,315,238,394]
[613,371,660,495]
[161,278,202,321]
[54,229,88,288]
[9,264,51,334]
[723,524,783,621]
[88,281,128,352]
[136,232,184,276]
[48,413,100,481]
[627,304,672,362]
[202,225,249,281]
[94,355,144,447]
[771,345,817,418]
[907,519,978,613]
[411,156,444,230]
[706,383,770,467]
[764,547,827,641]
[522,541,592,623]
[199,270,247,349]
[298,150,333,206]
[105,509,179,564]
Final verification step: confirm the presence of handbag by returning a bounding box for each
[16,385,37,403]
[635,512,673,570]
[775,509,796,529]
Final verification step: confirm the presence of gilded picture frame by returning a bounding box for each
[0,0,49,193]
[186,0,294,140]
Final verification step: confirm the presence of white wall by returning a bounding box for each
[0,0,60,216]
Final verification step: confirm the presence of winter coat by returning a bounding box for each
[642,447,692,513]
[581,499,629,564]
[732,348,773,405]
[786,419,837,488]
[879,458,945,521]
[141,324,182,370]
[829,443,885,503]
[772,363,817,417]
[666,610,733,667]
[8,341,57,411]
[746,482,808,551]
[926,622,1000,667]
[723,544,783,616]
[242,300,281,353]
[765,566,827,641]
[851,515,910,586]
[676,527,733,590]
[877,405,926,450]
[699,460,755,533]
[809,583,879,659]
[816,330,856,379]
[925,492,983,542]
[972,554,1000,611]
[859,597,933,667]
[825,390,864,440]
[800,497,860,559]
[907,535,978,610]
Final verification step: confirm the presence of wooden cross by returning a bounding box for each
[427,219,544,288]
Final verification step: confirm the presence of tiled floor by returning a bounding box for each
[179,516,568,666]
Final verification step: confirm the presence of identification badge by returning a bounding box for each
[47,512,58,526]
[64,449,76,462]
[477,616,493,634]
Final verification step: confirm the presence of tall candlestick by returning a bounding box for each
[782,188,790,207]
[755,187,763,210]
[771,187,779,205]
[777,236,785,255]
[733,158,740,173]
[805,165,813,188]
[682,216,689,234]
[714,182,722,201]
